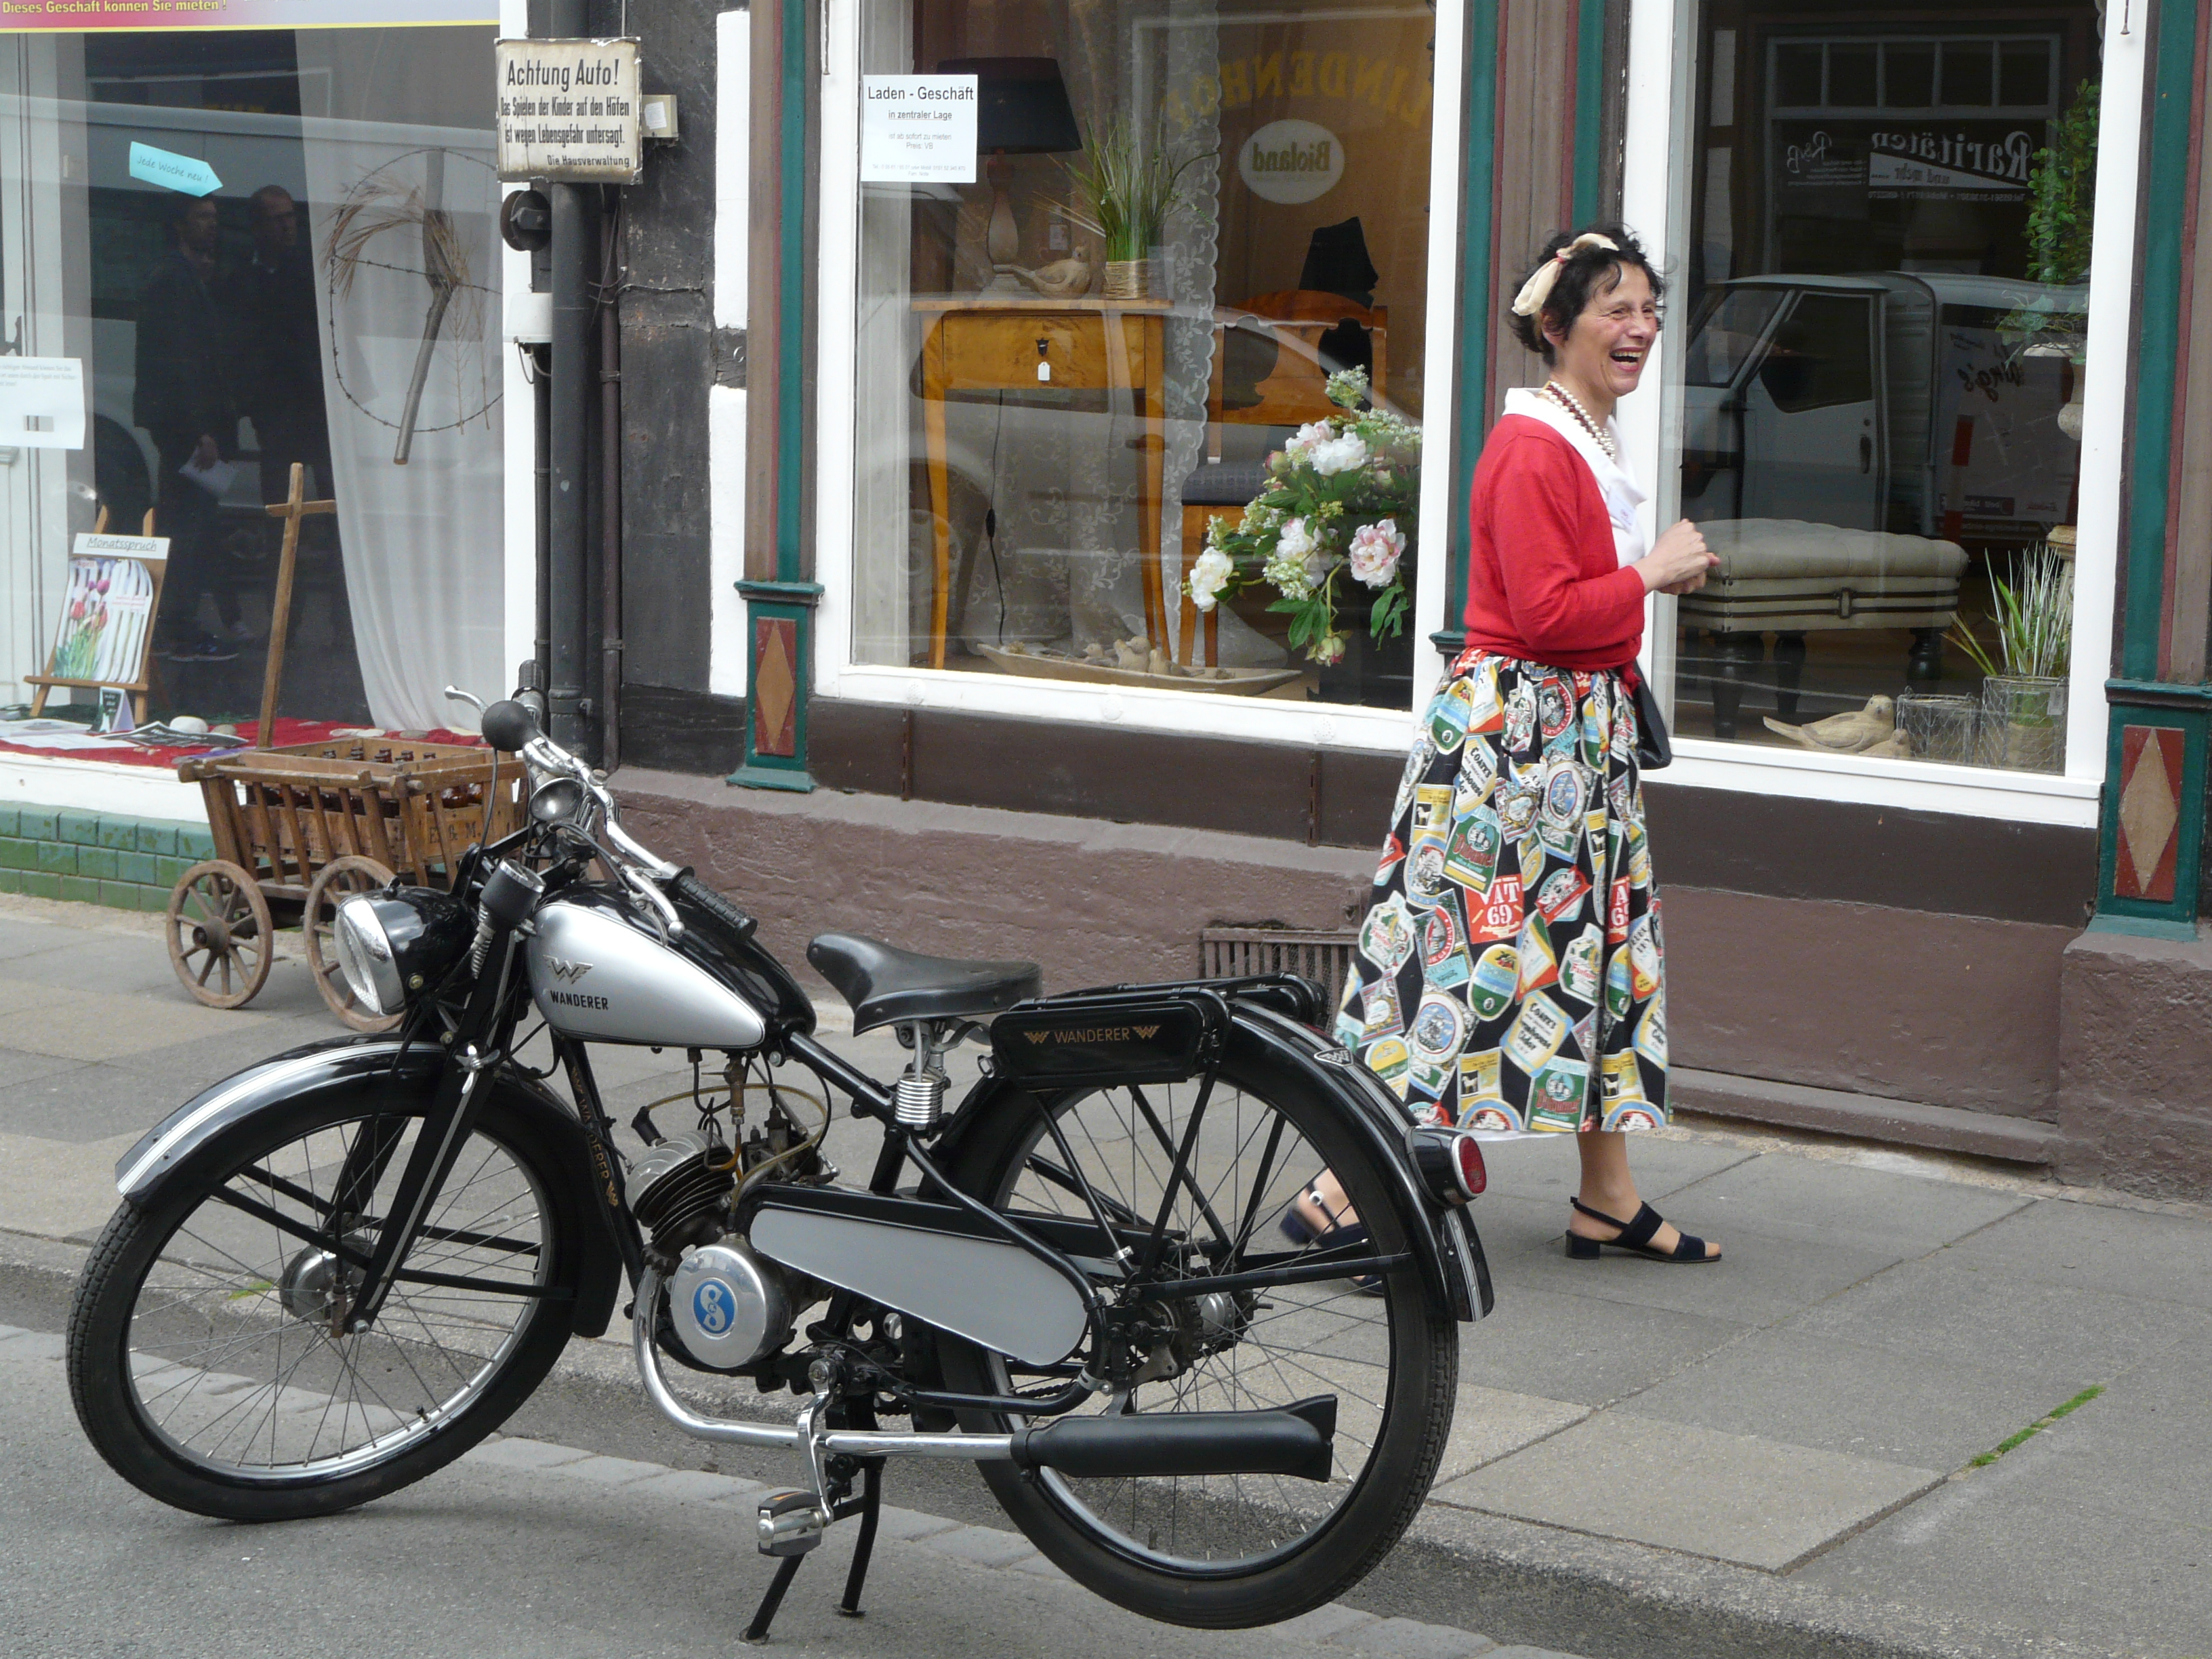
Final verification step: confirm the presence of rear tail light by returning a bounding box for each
[1406,1125,1486,1204]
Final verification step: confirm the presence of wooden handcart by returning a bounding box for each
[167,735,522,1027]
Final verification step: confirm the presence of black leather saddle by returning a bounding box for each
[806,933,1043,1033]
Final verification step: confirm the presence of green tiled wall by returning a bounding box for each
[0,806,216,912]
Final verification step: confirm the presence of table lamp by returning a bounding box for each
[937,56,1081,294]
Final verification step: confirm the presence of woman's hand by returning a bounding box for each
[1639,519,1719,594]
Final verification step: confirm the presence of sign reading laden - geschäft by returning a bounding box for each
[496,39,640,184]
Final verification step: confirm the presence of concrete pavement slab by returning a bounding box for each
[1499,1218,1904,1325]
[0,1130,138,1239]
[1475,1135,1758,1208]
[1786,1254,2212,1397]
[1454,1282,1749,1406]
[1434,1385,1589,1485]
[7,1061,207,1144]
[1796,1422,2212,1657]
[1430,1411,1943,1572]
[1665,1153,2031,1256]
[1618,1324,2066,1471]
[1938,1193,2212,1309]
[0,991,275,1061]
[1347,1616,1494,1656]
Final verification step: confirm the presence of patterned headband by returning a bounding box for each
[1509,232,1623,319]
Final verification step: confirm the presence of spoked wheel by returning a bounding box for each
[66,1091,581,1521]
[304,855,400,1031]
[165,859,273,1009]
[939,1025,1458,1628]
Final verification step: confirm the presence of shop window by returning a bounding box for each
[0,27,504,741]
[847,0,1436,710]
[1672,7,2101,773]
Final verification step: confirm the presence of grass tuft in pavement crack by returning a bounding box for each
[1967,1385,2104,1469]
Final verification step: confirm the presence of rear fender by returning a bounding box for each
[113,1033,624,1338]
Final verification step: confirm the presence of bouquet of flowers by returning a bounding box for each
[1184,368,1420,665]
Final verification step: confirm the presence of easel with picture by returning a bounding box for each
[23,506,166,725]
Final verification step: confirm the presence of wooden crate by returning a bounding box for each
[180,738,523,901]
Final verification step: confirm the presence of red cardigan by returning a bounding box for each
[1460,415,1647,672]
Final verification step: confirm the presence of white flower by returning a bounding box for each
[1187,546,1234,613]
[1311,631,1347,666]
[1347,518,1407,588]
[1308,430,1371,476]
[1284,420,1334,461]
[1276,515,1318,562]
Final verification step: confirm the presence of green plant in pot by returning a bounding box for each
[1059,120,1206,300]
[1186,367,1420,703]
[1947,546,2072,773]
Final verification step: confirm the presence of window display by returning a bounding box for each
[848,0,1437,710]
[1669,6,2101,772]
[0,24,504,740]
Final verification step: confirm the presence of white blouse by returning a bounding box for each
[1502,386,1650,569]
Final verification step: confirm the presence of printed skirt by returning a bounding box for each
[1334,651,1668,1138]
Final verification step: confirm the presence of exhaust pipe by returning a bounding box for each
[1012,1395,1336,1483]
[634,1268,1337,1479]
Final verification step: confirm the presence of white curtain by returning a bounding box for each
[298,30,504,733]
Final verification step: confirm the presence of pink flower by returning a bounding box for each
[1347,518,1407,588]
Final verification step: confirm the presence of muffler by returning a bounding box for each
[1011,1395,1336,1482]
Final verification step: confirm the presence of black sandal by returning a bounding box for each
[1282,1183,1382,1293]
[1564,1197,1719,1264]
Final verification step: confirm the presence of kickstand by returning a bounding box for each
[742,1555,805,1646]
[835,1462,884,1618]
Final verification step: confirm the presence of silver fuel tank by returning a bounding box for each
[526,891,770,1048]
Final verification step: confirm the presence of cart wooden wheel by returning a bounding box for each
[165,860,274,1010]
[304,855,401,1032]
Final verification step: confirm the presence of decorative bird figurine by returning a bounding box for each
[1858,729,1910,759]
[1763,695,1897,753]
[1017,250,1093,299]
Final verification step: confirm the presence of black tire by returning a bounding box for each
[67,1090,583,1522]
[937,1023,1458,1628]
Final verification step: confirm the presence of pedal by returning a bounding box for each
[756,1490,827,1557]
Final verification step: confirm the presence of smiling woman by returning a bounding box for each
[1322,225,1725,1267]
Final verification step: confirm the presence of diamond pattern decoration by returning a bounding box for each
[752,618,799,758]
[2115,724,2185,902]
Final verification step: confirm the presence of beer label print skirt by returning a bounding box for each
[1336,651,1668,1138]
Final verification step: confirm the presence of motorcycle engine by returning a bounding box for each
[629,1132,796,1370]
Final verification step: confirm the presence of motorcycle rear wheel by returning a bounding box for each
[68,1090,581,1522]
[937,1025,1458,1628]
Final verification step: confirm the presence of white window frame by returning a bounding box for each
[1619,0,2135,830]
[791,0,2131,830]
[808,0,1470,755]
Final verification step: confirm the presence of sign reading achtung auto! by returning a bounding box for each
[495,37,642,184]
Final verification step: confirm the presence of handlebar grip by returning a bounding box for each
[479,699,540,754]
[672,871,758,943]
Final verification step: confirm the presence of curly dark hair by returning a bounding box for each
[1507,224,1664,366]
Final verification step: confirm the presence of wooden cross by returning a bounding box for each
[257,462,337,749]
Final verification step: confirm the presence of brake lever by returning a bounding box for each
[443,685,487,714]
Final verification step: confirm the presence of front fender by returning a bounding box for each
[113,1032,624,1338]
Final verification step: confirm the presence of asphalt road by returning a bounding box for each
[0,1305,1579,1659]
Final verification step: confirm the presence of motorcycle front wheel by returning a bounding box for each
[68,1090,582,1522]
[938,1025,1459,1628]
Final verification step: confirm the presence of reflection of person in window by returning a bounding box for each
[1309,228,1726,1270]
[137,194,243,659]
[227,187,333,516]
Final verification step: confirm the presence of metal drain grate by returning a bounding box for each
[1200,927,1357,995]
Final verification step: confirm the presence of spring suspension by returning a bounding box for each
[893,1070,947,1130]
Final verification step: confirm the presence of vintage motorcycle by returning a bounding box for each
[66,690,1494,1637]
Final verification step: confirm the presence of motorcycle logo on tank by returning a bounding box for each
[693,1279,737,1335]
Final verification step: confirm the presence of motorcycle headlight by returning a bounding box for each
[334,888,471,1015]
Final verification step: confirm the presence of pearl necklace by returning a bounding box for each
[1542,380,1617,461]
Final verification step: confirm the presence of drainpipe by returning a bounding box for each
[544,0,594,756]
[598,211,623,775]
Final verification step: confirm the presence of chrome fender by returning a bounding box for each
[112,1033,625,1338]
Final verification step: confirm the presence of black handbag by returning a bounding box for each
[1628,671,1673,771]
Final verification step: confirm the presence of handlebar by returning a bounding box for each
[451,686,690,940]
